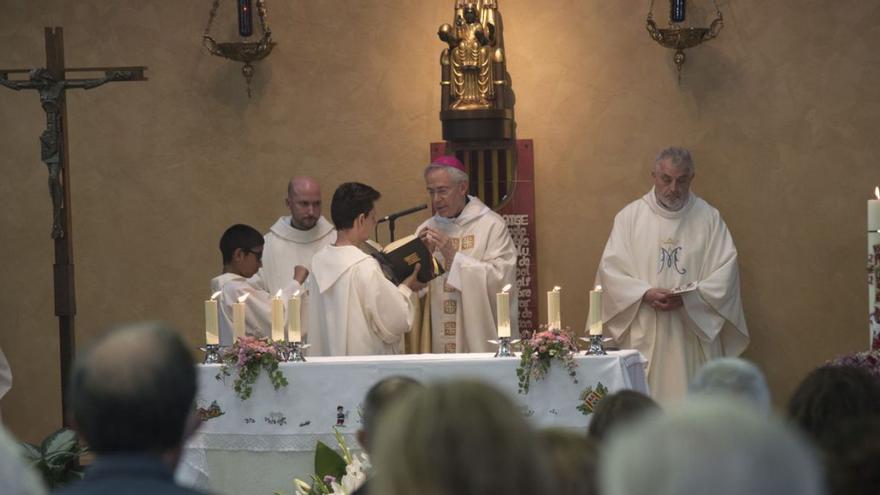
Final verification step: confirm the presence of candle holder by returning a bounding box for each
[286,341,307,362]
[489,337,519,358]
[200,344,223,364]
[582,335,607,356]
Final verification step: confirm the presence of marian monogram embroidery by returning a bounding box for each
[659,246,687,275]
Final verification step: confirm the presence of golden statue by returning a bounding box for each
[438,1,504,110]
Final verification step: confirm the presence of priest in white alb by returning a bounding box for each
[251,176,336,294]
[308,182,422,356]
[415,156,518,353]
[596,147,749,403]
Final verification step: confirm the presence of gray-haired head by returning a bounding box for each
[423,163,469,184]
[689,358,771,415]
[654,147,695,174]
[601,398,825,495]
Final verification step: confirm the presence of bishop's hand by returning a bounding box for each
[643,288,682,311]
[419,227,456,269]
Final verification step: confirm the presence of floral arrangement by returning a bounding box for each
[286,428,370,495]
[215,336,288,400]
[830,349,880,380]
[516,325,579,394]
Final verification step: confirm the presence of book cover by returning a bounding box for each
[365,235,444,284]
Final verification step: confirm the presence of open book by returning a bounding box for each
[671,281,699,295]
[364,235,444,284]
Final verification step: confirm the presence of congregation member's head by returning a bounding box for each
[219,223,264,277]
[822,417,880,495]
[286,176,322,230]
[538,429,599,495]
[587,389,660,442]
[601,398,825,495]
[424,155,469,218]
[788,364,880,441]
[69,321,198,463]
[357,376,423,454]
[372,380,552,495]
[688,357,771,414]
[331,182,381,244]
[651,146,695,212]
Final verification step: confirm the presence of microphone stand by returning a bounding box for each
[378,204,428,242]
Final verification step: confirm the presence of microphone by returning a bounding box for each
[377,204,428,224]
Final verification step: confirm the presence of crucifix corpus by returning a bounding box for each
[0,27,147,423]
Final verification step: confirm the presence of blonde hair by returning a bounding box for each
[372,380,552,495]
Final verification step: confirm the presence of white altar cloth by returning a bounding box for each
[180,351,647,494]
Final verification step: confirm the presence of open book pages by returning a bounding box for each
[671,281,698,295]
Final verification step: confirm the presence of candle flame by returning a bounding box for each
[293,289,302,297]
[238,293,250,303]
[875,186,879,200]
[553,286,561,292]
[211,291,221,300]
[501,283,512,293]
[595,285,602,291]
[275,289,283,298]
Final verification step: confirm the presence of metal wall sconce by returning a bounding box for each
[203,0,275,97]
[646,0,723,81]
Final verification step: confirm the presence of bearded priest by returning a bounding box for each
[596,147,749,403]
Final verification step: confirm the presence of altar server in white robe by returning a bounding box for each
[251,176,336,294]
[596,147,749,403]
[308,182,422,356]
[416,156,518,353]
[214,224,307,345]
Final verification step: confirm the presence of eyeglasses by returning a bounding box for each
[246,248,263,261]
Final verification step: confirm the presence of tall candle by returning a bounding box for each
[588,285,604,336]
[233,293,249,340]
[547,286,561,330]
[271,289,285,341]
[496,284,512,338]
[288,290,302,342]
[205,291,221,345]
[869,187,880,232]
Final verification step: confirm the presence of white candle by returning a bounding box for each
[271,289,285,341]
[869,187,880,232]
[497,284,512,338]
[233,293,249,340]
[588,285,604,336]
[205,291,221,345]
[288,290,302,342]
[547,286,561,330]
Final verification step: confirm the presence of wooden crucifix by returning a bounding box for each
[0,27,147,424]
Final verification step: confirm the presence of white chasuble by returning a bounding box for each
[307,245,416,356]
[217,275,302,346]
[251,216,336,294]
[417,196,518,353]
[597,189,749,403]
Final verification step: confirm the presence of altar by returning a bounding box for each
[178,350,648,495]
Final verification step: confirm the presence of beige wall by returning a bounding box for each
[1,0,877,443]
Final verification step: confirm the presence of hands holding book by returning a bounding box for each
[403,263,426,292]
[643,288,682,311]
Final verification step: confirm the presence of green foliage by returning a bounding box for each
[215,338,289,401]
[315,440,347,483]
[20,427,87,489]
